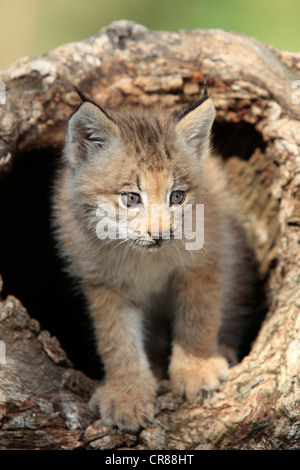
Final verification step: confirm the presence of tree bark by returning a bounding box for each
[0,20,299,450]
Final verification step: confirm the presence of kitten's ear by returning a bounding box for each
[175,97,215,159]
[65,99,121,168]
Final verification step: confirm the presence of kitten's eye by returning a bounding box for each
[121,192,141,207]
[170,190,186,205]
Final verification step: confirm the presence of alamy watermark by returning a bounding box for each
[292,80,300,105]
[96,203,204,250]
[0,80,5,105]
[0,340,6,364]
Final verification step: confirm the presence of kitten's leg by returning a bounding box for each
[85,284,157,432]
[168,268,229,403]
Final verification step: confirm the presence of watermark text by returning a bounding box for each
[292,80,300,105]
[0,80,6,105]
[0,340,6,364]
[95,203,204,250]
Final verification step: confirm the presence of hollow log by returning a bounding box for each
[0,20,299,450]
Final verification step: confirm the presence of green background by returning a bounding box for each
[1,0,300,70]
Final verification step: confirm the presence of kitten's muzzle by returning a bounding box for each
[148,230,174,246]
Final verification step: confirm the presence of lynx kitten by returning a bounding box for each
[52,86,254,431]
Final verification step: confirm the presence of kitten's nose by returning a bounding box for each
[149,231,170,242]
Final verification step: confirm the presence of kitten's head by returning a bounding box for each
[63,87,215,252]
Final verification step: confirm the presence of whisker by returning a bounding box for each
[121,239,134,264]
[174,241,184,267]
[98,238,129,274]
[109,237,129,254]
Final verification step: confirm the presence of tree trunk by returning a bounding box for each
[0,20,299,450]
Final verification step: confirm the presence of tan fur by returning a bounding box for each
[52,97,254,431]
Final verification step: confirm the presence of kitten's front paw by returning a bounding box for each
[89,380,157,432]
[168,345,229,404]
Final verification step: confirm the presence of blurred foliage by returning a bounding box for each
[0,0,300,70]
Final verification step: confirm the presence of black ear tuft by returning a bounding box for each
[179,75,209,119]
[74,86,94,104]
[201,74,208,101]
[73,86,114,122]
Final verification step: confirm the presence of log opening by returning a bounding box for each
[212,120,267,159]
[0,148,101,379]
[0,117,271,376]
